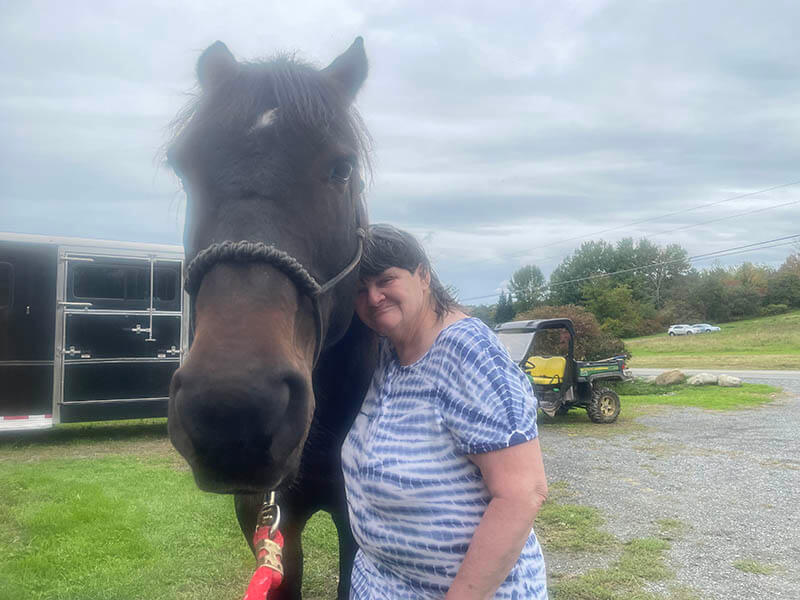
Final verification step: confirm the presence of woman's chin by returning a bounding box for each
[372,323,394,337]
[371,317,400,337]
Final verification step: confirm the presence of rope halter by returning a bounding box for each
[184,227,366,364]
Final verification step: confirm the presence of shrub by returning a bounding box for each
[601,318,626,338]
[759,303,789,317]
[638,318,664,336]
[515,304,628,360]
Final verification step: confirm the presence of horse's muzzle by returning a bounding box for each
[168,360,311,494]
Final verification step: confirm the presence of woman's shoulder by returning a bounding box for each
[434,317,509,363]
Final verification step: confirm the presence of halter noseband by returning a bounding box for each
[184,227,366,364]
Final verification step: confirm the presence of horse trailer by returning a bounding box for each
[0,232,188,431]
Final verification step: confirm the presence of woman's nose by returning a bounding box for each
[368,286,384,305]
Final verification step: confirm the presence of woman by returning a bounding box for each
[341,224,549,599]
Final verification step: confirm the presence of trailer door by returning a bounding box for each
[0,241,57,430]
[55,249,183,423]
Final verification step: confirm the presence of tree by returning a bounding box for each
[582,282,652,338]
[548,240,616,305]
[694,267,731,322]
[548,238,690,309]
[643,243,690,308]
[508,264,546,312]
[494,291,515,323]
[765,253,800,309]
[466,304,496,327]
[727,263,769,318]
[660,269,706,324]
[780,252,800,277]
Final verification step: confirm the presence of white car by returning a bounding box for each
[668,324,700,336]
[692,323,721,333]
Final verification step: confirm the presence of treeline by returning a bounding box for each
[468,237,800,338]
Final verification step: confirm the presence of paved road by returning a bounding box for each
[631,368,800,384]
[541,372,800,599]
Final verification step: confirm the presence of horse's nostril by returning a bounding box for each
[172,365,303,444]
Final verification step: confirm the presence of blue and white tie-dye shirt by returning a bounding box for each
[341,317,548,599]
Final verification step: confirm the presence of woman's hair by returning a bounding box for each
[359,223,459,319]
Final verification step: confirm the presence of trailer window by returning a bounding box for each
[0,262,12,309]
[74,265,148,300]
[127,268,148,300]
[154,268,177,301]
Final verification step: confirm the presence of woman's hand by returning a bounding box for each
[444,438,548,600]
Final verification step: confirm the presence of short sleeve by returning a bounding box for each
[437,324,539,455]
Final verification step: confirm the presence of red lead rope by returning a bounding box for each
[242,493,284,600]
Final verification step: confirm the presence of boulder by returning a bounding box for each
[687,373,718,386]
[655,369,686,385]
[718,374,742,387]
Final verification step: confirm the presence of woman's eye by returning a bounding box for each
[330,161,354,183]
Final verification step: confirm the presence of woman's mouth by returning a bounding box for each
[372,305,394,317]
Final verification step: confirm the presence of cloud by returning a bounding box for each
[1,0,798,301]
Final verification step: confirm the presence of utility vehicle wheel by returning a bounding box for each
[587,388,620,423]
[669,332,675,336]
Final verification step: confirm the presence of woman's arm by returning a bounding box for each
[444,438,548,600]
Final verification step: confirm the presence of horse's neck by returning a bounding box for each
[312,316,377,434]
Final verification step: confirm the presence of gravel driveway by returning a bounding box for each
[539,373,800,600]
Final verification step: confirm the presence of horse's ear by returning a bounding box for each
[323,37,368,101]
[197,41,237,90]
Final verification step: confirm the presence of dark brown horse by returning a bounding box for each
[166,39,376,599]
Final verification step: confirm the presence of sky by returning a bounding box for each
[2,0,799,303]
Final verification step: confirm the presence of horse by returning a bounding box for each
[165,38,377,599]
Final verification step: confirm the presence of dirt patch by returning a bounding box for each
[0,420,186,469]
[539,388,800,599]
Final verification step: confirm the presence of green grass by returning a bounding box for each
[0,455,252,600]
[655,518,689,541]
[0,421,341,600]
[538,381,778,439]
[3,381,775,600]
[732,560,777,575]
[538,404,653,438]
[624,310,800,369]
[551,537,671,600]
[610,380,778,411]
[536,497,616,553]
[540,483,699,600]
[301,513,339,597]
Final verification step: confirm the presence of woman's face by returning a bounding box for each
[355,266,430,339]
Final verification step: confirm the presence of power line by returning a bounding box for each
[692,239,799,262]
[460,233,800,303]
[648,199,800,238]
[468,196,800,272]
[446,179,800,271]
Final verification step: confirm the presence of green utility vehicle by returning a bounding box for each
[494,318,630,423]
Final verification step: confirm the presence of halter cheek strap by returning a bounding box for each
[184,227,365,365]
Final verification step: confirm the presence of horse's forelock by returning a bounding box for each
[168,53,371,182]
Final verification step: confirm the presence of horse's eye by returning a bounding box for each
[330,161,354,184]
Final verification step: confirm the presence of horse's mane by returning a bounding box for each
[168,53,372,183]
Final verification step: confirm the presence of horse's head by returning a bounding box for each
[166,39,369,494]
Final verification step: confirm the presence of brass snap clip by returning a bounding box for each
[257,491,281,538]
